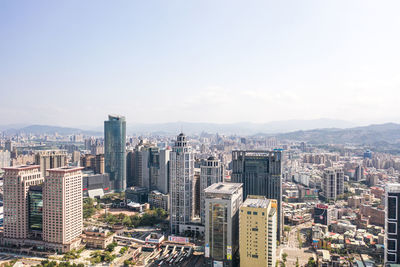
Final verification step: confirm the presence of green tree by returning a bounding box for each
[282,252,288,263]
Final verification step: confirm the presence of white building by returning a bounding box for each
[322,168,344,201]
[170,133,194,234]
[200,156,224,225]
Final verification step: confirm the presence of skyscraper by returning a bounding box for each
[169,133,194,234]
[232,150,283,241]
[204,182,243,267]
[129,141,170,193]
[104,115,126,192]
[385,183,400,264]
[200,156,224,224]
[43,166,83,252]
[3,165,44,243]
[354,165,365,182]
[2,165,83,252]
[322,168,344,201]
[35,150,68,177]
[240,196,277,267]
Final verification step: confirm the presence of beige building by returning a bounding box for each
[240,195,277,267]
[82,227,115,249]
[35,150,67,177]
[3,165,43,242]
[1,165,83,253]
[43,167,83,251]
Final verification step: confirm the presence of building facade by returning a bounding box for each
[231,150,283,241]
[104,115,126,192]
[148,190,169,211]
[385,183,400,264]
[3,165,44,242]
[35,150,67,177]
[239,196,277,267]
[170,133,194,234]
[200,156,224,224]
[2,165,82,252]
[322,168,344,201]
[204,182,243,267]
[43,167,83,251]
[130,142,170,194]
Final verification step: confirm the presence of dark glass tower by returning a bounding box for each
[104,115,126,192]
[28,185,43,238]
[232,150,283,241]
[385,184,400,264]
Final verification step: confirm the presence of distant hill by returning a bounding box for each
[276,123,400,145]
[128,119,356,135]
[1,124,102,136]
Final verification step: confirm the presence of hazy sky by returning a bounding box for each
[1,0,400,128]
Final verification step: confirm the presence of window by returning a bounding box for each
[388,239,397,251]
[253,212,258,215]
[388,196,397,220]
[388,222,397,234]
[387,252,397,262]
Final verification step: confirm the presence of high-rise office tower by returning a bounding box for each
[4,140,13,152]
[232,150,283,241]
[104,115,126,192]
[385,183,400,264]
[322,168,344,201]
[200,156,224,224]
[129,142,170,193]
[35,150,67,177]
[3,165,44,243]
[0,150,10,168]
[354,165,364,182]
[240,196,277,267]
[170,133,194,234]
[204,182,243,267]
[43,167,83,251]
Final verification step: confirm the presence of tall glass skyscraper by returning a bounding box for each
[104,115,126,192]
[232,150,283,242]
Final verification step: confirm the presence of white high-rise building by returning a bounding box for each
[322,168,344,201]
[169,133,194,234]
[200,156,224,224]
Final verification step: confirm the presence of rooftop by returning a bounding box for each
[108,114,126,121]
[242,196,270,209]
[2,165,40,171]
[204,182,242,195]
[48,166,84,173]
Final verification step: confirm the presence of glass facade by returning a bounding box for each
[104,115,126,192]
[29,186,43,232]
[208,203,227,260]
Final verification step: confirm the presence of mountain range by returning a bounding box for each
[2,121,400,148]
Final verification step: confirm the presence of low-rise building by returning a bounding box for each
[81,227,115,249]
[148,190,169,211]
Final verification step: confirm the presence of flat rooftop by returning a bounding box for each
[204,182,242,195]
[242,196,270,209]
[48,166,84,173]
[2,165,40,171]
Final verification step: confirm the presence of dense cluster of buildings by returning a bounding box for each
[3,115,400,266]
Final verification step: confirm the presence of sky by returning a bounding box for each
[1,0,400,128]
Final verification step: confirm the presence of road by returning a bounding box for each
[279,221,316,267]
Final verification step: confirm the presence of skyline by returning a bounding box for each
[1,1,400,127]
